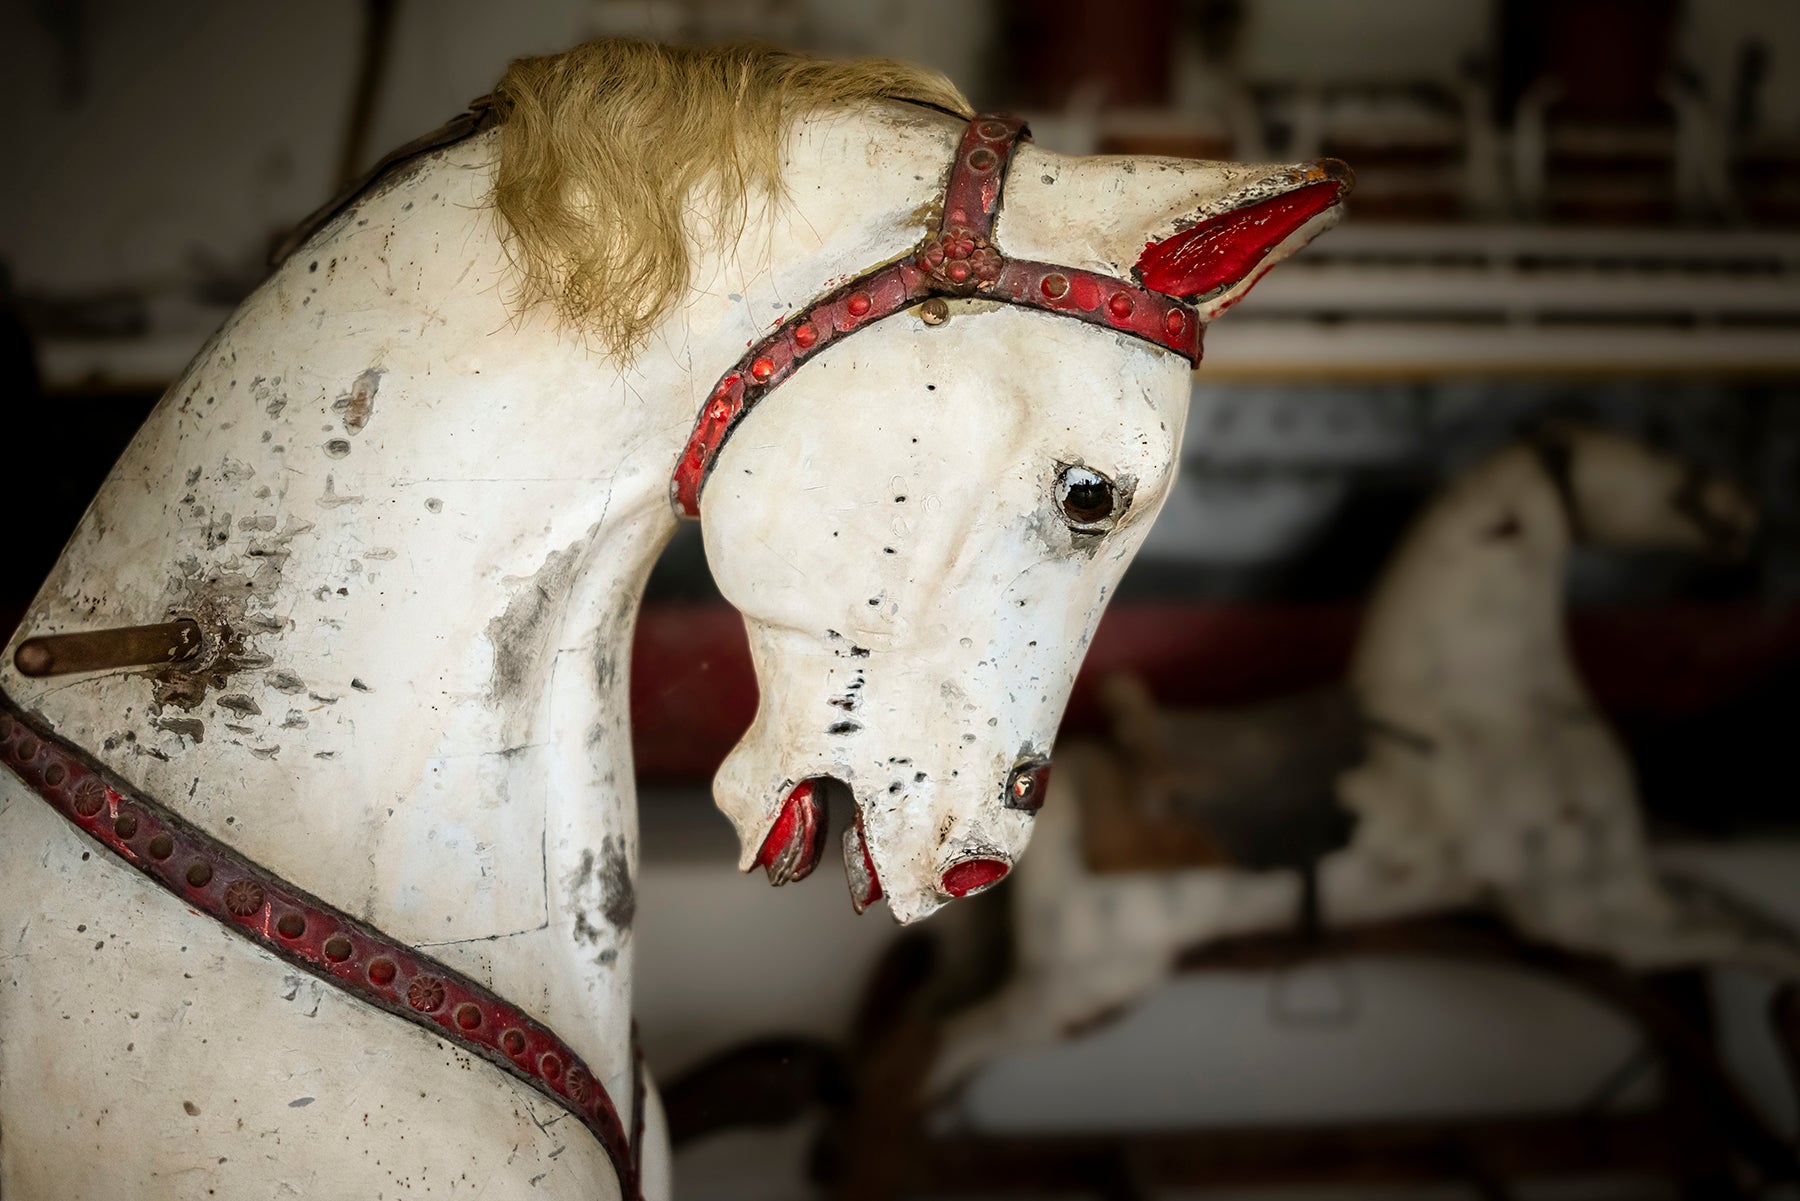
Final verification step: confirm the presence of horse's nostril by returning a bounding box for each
[1005,760,1051,813]
[941,857,1010,898]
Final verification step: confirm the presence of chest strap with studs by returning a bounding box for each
[0,695,643,1198]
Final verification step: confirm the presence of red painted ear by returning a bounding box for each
[1135,178,1344,304]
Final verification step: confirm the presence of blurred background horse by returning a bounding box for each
[933,426,1790,1093]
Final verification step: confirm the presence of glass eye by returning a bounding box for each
[1055,464,1119,531]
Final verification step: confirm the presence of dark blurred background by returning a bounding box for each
[3,1,1799,1197]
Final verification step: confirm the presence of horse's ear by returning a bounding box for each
[1135,160,1352,324]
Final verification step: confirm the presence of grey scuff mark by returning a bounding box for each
[279,974,324,1017]
[561,834,635,960]
[318,476,364,507]
[589,586,637,708]
[217,694,261,717]
[483,529,595,709]
[571,906,604,949]
[153,716,205,743]
[599,835,635,930]
[153,581,257,712]
[565,847,605,946]
[333,367,383,435]
[152,519,311,711]
[252,374,287,417]
[288,1097,315,1108]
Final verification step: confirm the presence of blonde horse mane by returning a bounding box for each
[491,37,972,357]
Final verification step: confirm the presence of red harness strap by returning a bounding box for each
[670,114,1204,518]
[0,698,644,1198]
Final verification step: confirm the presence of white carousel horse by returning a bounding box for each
[931,426,1795,1092]
[0,39,1347,1199]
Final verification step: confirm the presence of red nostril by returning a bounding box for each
[940,857,1010,898]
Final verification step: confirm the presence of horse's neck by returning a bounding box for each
[1351,447,1589,728]
[4,108,958,1069]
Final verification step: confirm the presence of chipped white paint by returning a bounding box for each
[0,97,1337,1196]
[933,429,1798,1093]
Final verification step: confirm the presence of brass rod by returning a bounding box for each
[13,620,203,677]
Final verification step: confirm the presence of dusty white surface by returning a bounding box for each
[0,96,1341,1195]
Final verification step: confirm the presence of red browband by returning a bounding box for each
[670,114,1204,518]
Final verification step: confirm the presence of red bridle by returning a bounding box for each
[670,114,1208,518]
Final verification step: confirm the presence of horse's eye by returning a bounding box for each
[1055,464,1119,531]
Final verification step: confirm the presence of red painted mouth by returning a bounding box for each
[940,857,1010,898]
[755,780,826,885]
[842,810,883,914]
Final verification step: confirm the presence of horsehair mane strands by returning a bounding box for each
[491,38,974,357]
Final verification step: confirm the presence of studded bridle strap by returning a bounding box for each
[670,114,1204,518]
[0,696,644,1199]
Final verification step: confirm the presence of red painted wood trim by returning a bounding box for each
[942,115,1027,237]
[0,692,643,1198]
[995,258,1202,359]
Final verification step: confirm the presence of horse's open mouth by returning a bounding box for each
[753,779,828,885]
[752,776,884,912]
[842,808,883,914]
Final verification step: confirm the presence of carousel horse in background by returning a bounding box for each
[0,38,1347,1199]
[930,426,1798,1093]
